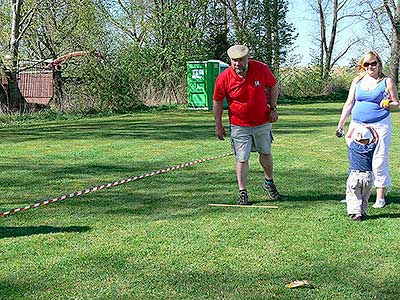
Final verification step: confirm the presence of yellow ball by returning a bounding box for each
[381,99,390,108]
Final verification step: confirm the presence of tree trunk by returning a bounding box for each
[389,32,399,85]
[8,0,26,112]
[318,0,326,79]
[6,71,24,112]
[389,1,400,85]
[265,0,273,66]
[272,0,280,74]
[53,70,64,110]
[324,0,338,79]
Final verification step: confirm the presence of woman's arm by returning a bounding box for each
[337,77,358,131]
[387,77,399,110]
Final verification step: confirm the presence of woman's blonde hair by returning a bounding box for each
[357,50,384,79]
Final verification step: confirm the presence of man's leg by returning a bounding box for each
[230,125,252,205]
[236,160,249,190]
[259,153,273,179]
[236,160,251,205]
[260,153,280,200]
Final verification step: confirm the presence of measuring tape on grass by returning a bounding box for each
[0,152,233,217]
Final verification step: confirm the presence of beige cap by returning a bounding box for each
[354,126,372,142]
[227,45,249,59]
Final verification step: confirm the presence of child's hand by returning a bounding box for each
[380,99,391,109]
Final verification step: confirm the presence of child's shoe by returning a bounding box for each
[350,214,363,222]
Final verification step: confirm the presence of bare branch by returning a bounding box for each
[337,13,363,21]
[384,0,395,26]
[116,0,131,17]
[368,1,391,45]
[337,0,350,12]
[328,0,338,60]
[96,0,139,42]
[330,38,360,67]
[16,7,36,44]
[318,0,328,53]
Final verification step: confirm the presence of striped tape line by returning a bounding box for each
[0,152,233,218]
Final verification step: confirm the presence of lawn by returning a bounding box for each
[1,103,399,300]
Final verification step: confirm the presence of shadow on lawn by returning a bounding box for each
[0,225,90,239]
[280,193,343,202]
[0,111,217,143]
[366,213,400,220]
[0,106,345,144]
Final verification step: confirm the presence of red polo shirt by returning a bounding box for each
[213,60,277,126]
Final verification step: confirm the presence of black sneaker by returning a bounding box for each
[262,181,281,200]
[237,190,251,205]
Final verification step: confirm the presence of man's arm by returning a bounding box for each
[268,83,279,122]
[213,100,226,140]
[269,83,279,108]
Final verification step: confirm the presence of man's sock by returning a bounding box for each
[264,178,274,185]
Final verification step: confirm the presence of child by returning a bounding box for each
[345,125,378,221]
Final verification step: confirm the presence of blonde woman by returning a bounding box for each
[337,51,399,209]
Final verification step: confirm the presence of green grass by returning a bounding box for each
[1,103,399,299]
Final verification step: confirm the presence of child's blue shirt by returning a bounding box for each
[348,141,376,172]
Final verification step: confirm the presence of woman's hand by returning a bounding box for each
[380,99,390,109]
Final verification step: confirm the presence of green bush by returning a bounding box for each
[278,66,355,99]
[59,45,188,112]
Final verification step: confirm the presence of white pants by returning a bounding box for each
[346,171,373,215]
[349,115,391,189]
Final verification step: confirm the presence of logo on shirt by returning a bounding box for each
[254,80,260,87]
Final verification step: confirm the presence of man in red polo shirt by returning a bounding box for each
[213,44,280,205]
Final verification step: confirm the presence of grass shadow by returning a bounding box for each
[365,213,400,220]
[0,225,90,239]
[0,104,360,144]
[279,89,348,105]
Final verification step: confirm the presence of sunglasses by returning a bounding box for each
[363,61,378,68]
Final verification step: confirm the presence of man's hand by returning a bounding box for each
[215,125,226,140]
[270,110,278,123]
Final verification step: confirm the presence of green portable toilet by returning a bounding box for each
[187,60,229,110]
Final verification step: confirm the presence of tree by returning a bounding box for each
[23,0,104,109]
[256,0,297,72]
[219,0,258,43]
[203,1,230,61]
[359,0,400,84]
[95,0,152,47]
[0,0,10,54]
[312,0,361,79]
[219,0,297,72]
[95,0,211,104]
[7,0,36,112]
[383,0,400,84]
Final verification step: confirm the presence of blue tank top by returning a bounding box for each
[352,78,389,123]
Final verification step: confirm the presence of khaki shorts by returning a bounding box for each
[230,123,273,162]
[346,171,373,215]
